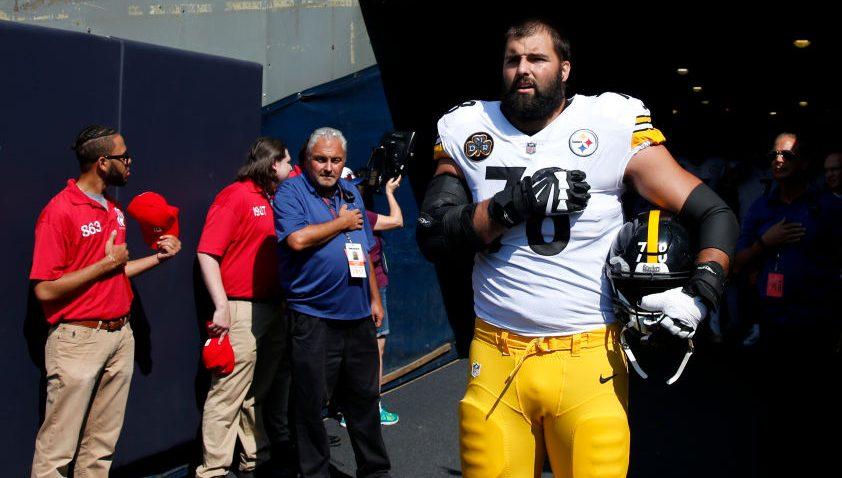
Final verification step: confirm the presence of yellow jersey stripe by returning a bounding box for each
[635,116,652,125]
[646,210,660,263]
[433,143,451,161]
[632,128,666,148]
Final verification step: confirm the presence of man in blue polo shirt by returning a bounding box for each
[273,127,390,478]
[734,132,841,475]
[735,133,841,346]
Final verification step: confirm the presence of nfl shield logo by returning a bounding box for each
[526,142,537,154]
[471,362,481,378]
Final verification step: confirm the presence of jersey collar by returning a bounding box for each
[65,178,113,209]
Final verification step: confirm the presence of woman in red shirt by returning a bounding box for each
[195,137,292,478]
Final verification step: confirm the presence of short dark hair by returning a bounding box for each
[72,124,118,170]
[504,18,571,62]
[237,136,288,194]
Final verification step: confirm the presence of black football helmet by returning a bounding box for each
[606,209,696,384]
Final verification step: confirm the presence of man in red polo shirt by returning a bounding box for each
[29,125,182,478]
[196,137,292,478]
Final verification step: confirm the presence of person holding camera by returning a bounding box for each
[272,127,391,478]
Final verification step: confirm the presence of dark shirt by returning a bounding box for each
[737,186,842,327]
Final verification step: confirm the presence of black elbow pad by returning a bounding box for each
[416,174,484,261]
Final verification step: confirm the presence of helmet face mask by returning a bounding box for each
[606,209,697,384]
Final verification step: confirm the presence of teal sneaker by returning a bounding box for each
[379,403,399,426]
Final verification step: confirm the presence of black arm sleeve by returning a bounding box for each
[678,183,739,310]
[416,174,485,262]
[678,183,739,259]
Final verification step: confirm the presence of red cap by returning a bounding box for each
[202,332,235,376]
[288,165,302,178]
[126,192,180,249]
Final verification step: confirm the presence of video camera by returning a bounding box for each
[355,130,416,193]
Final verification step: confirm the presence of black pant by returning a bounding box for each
[264,331,295,473]
[758,319,840,476]
[290,310,391,478]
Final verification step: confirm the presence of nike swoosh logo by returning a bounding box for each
[599,373,618,384]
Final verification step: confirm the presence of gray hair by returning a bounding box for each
[306,127,347,158]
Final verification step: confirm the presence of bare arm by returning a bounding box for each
[34,258,122,302]
[125,234,182,278]
[373,176,404,231]
[734,218,805,274]
[287,204,362,251]
[198,252,231,336]
[734,242,764,276]
[625,145,730,271]
[198,253,228,310]
[125,255,160,278]
[435,158,506,244]
[368,256,384,326]
[33,230,128,302]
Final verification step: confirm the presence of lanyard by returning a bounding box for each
[321,195,354,244]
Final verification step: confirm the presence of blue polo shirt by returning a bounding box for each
[737,186,841,327]
[273,174,375,320]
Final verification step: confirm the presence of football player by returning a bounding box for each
[416,18,738,478]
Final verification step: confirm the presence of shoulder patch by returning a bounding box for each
[463,132,494,161]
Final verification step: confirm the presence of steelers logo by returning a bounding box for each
[569,129,598,157]
[115,208,126,228]
[463,132,494,161]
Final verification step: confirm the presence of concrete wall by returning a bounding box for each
[1,0,377,105]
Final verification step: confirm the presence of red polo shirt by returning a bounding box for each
[30,179,133,324]
[197,180,279,300]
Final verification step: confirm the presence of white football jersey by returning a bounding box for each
[435,93,665,336]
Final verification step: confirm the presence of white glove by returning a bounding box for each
[639,287,708,339]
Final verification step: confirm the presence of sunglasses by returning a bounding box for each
[768,150,799,161]
[104,152,132,164]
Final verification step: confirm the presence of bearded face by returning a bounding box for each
[501,70,566,123]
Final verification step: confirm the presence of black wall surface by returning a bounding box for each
[0,21,262,475]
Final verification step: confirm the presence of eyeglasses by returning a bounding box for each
[104,152,132,164]
[768,149,799,161]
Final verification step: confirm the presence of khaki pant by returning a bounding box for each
[197,300,286,477]
[31,322,135,478]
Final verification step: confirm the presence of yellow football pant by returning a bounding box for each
[460,319,630,478]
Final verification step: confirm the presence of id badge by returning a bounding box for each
[766,272,784,298]
[344,243,367,278]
